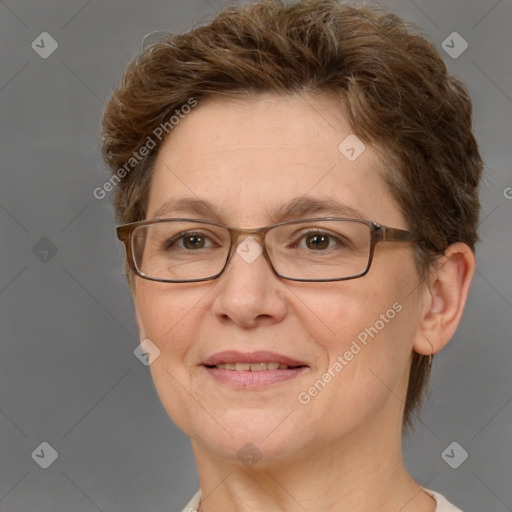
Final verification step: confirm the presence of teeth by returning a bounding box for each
[214,362,289,370]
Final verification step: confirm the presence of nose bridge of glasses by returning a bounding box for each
[228,225,269,250]
[224,225,277,277]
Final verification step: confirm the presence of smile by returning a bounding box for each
[202,351,309,388]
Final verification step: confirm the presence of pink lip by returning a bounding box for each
[202,351,309,389]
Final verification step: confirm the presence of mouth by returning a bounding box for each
[201,351,309,388]
[209,362,293,371]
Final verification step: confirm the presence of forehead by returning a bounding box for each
[148,93,404,228]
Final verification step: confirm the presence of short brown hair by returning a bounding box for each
[101,0,483,430]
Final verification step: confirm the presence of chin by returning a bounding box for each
[183,406,317,466]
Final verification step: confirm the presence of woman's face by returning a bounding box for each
[134,93,425,463]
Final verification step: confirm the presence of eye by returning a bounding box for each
[297,230,346,251]
[181,234,207,249]
[165,231,214,251]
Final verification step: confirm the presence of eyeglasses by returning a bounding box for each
[116,217,423,283]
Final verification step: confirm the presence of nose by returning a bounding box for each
[211,236,288,328]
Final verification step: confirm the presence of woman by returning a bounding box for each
[101,1,482,510]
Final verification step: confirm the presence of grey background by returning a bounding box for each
[0,0,511,510]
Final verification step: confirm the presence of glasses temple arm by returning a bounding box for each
[381,226,424,242]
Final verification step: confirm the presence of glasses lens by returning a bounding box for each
[266,219,371,280]
[131,221,230,281]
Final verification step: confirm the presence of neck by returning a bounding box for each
[190,413,436,512]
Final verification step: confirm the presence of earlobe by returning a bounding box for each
[414,242,476,356]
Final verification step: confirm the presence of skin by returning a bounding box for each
[132,93,475,511]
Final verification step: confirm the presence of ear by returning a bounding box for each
[413,243,476,356]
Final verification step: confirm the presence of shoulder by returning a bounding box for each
[423,487,464,512]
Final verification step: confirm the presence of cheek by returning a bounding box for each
[134,283,210,432]
[134,283,204,362]
[298,265,421,408]
[311,292,408,385]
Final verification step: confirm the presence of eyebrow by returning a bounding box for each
[150,196,367,223]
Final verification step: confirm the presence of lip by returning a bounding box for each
[202,350,307,367]
[202,350,309,389]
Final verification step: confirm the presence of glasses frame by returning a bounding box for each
[116,217,423,283]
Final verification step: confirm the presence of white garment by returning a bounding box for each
[180,487,463,511]
[423,488,464,512]
[181,490,200,512]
